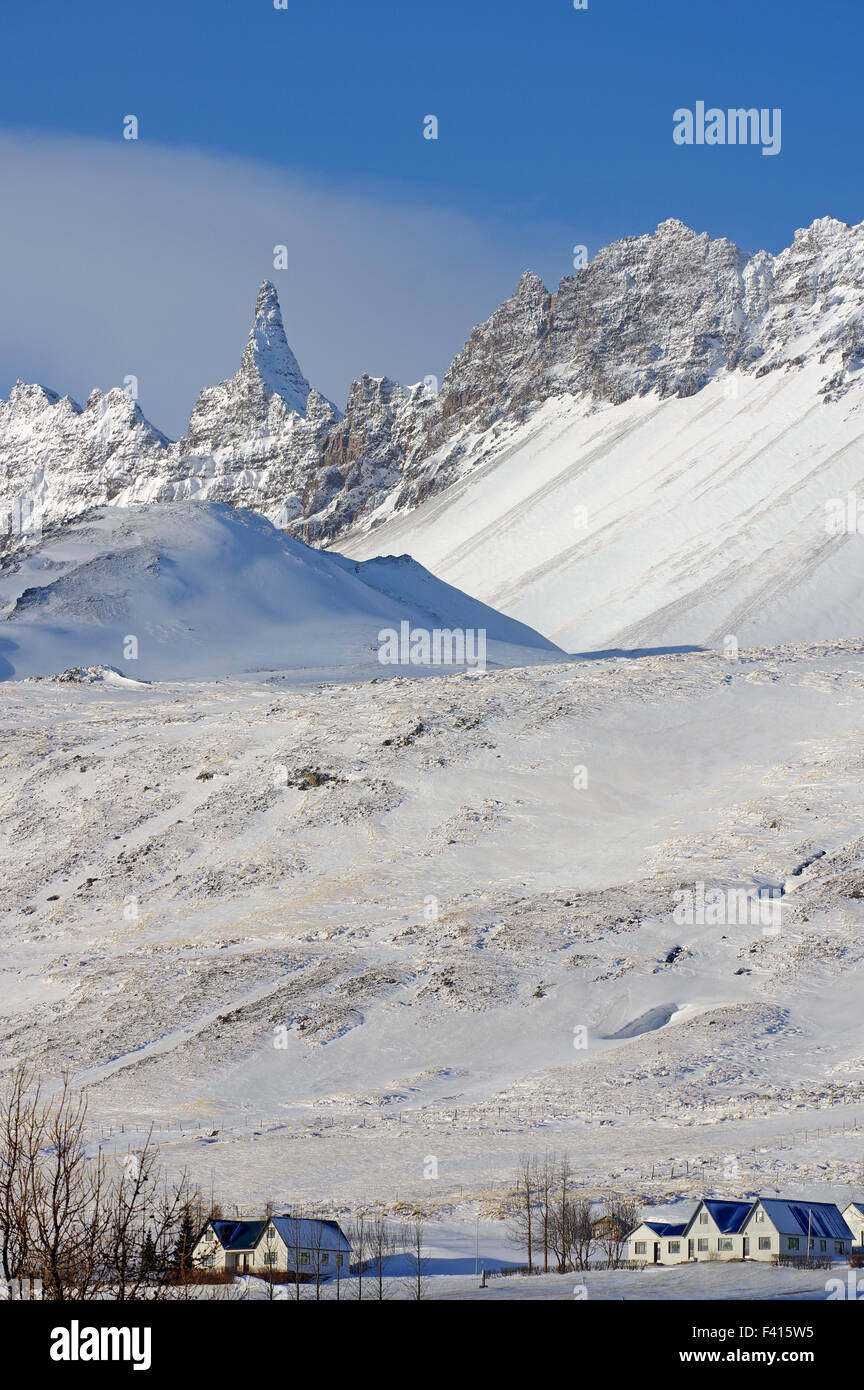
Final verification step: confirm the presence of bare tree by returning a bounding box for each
[28,1075,106,1299]
[368,1213,394,1300]
[555,1153,574,1272]
[0,1063,44,1283]
[0,1067,203,1300]
[101,1133,195,1299]
[348,1213,368,1301]
[279,1214,308,1301]
[401,1218,429,1300]
[506,1155,539,1272]
[597,1195,638,1269]
[569,1196,595,1272]
[537,1151,557,1273]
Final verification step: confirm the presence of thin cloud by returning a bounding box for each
[0,130,571,438]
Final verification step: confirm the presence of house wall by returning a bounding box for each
[843,1208,864,1246]
[262,1226,349,1277]
[741,1207,850,1261]
[627,1224,660,1264]
[687,1206,745,1262]
[627,1225,691,1265]
[739,1207,782,1262]
[192,1228,227,1271]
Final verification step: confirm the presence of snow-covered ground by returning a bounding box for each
[230,1262,855,1301]
[3,637,864,1269]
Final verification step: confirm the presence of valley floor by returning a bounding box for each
[2,640,864,1238]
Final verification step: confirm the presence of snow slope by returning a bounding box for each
[343,364,864,651]
[3,640,864,1218]
[0,502,561,681]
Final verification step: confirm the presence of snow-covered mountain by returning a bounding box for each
[2,215,864,648]
[343,361,864,652]
[0,501,560,681]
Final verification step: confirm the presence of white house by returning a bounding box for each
[739,1200,853,1262]
[258,1216,352,1277]
[842,1202,864,1248]
[627,1219,690,1266]
[193,1214,352,1278]
[681,1199,754,1261]
[627,1197,854,1266]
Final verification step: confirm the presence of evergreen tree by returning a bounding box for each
[141,1229,158,1278]
[170,1206,197,1280]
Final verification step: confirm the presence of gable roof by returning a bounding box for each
[269,1216,352,1252]
[207,1219,267,1251]
[755,1200,852,1241]
[691,1200,754,1234]
[638,1221,688,1238]
[844,1202,864,1217]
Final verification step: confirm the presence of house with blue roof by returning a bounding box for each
[627,1197,854,1265]
[626,1218,690,1265]
[741,1199,853,1262]
[192,1214,352,1278]
[262,1215,352,1277]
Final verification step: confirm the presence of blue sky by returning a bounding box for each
[1,0,860,434]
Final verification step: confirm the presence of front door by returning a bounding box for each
[743,1237,750,1258]
[688,1240,694,1260]
[653,1242,660,1264]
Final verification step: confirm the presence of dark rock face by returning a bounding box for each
[2,217,863,549]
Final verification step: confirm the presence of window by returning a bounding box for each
[201,1255,214,1268]
[699,1213,708,1225]
[788,1237,799,1252]
[336,1254,344,1268]
[718,1239,733,1251]
[835,1241,844,1254]
[668,1241,680,1254]
[758,1237,771,1251]
[755,1210,765,1223]
[300,1251,310,1266]
[321,1252,329,1264]
[634,1242,646,1255]
[697,1239,708,1252]
[263,1253,277,1266]
[819,1240,826,1252]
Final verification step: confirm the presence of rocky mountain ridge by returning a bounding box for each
[2,215,863,551]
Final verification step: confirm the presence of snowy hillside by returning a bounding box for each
[0,502,560,681]
[2,640,864,1215]
[343,363,864,651]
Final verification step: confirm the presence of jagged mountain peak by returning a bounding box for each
[514,268,549,296]
[794,215,855,242]
[241,278,312,416]
[182,277,321,454]
[654,216,698,236]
